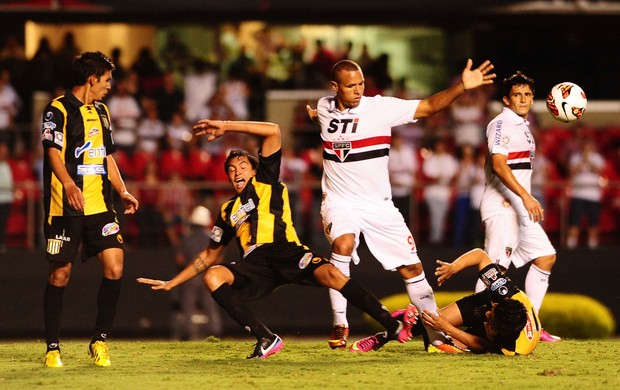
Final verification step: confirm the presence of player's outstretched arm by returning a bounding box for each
[422,309,489,353]
[137,244,224,291]
[435,248,493,286]
[414,59,495,120]
[193,120,281,157]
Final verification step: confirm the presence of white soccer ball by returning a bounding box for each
[546,82,587,123]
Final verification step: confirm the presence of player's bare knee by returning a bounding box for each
[534,254,556,271]
[203,265,232,290]
[332,234,355,256]
[398,263,423,279]
[315,264,347,289]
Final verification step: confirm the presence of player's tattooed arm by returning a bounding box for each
[191,252,209,274]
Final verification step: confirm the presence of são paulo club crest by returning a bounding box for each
[332,141,352,161]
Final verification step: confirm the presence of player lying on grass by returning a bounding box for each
[350,248,541,355]
[137,119,417,359]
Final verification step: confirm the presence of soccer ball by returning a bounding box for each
[546,82,587,123]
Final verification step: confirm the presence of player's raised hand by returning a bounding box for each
[462,59,496,90]
[193,119,227,141]
[435,259,458,287]
[136,277,172,291]
[306,105,318,123]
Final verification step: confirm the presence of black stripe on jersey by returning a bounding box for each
[245,184,261,247]
[323,148,389,163]
[507,162,532,170]
[270,183,287,243]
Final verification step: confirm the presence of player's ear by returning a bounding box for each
[331,81,338,92]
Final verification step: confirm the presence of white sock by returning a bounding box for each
[404,272,448,345]
[329,253,351,327]
[525,264,550,313]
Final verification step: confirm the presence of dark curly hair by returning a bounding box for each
[224,149,259,173]
[490,298,528,343]
[71,51,115,87]
[501,71,535,98]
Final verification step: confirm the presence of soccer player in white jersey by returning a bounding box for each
[477,72,560,342]
[308,59,496,353]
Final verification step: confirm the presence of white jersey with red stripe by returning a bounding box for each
[316,95,419,207]
[481,107,535,220]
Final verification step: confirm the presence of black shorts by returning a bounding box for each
[223,243,330,301]
[568,198,600,226]
[44,210,124,262]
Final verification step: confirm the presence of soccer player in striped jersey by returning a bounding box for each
[308,59,496,352]
[138,119,418,360]
[42,51,139,368]
[478,72,560,342]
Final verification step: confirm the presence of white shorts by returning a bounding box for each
[320,198,420,271]
[483,214,556,269]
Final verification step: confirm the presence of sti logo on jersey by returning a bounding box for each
[327,118,359,134]
[333,141,352,161]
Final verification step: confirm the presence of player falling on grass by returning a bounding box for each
[306,58,496,353]
[353,248,540,355]
[137,119,417,359]
[477,71,559,342]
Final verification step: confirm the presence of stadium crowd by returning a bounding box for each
[2,31,620,252]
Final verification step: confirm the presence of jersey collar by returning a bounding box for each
[502,107,530,126]
[327,96,366,114]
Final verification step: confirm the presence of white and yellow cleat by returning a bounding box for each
[44,350,63,368]
[88,341,112,367]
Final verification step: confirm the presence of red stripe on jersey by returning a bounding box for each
[323,136,391,151]
[507,151,530,160]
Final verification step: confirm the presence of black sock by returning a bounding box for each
[92,277,122,344]
[211,283,272,339]
[44,283,65,352]
[339,279,399,335]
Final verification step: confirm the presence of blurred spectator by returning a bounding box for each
[0,67,21,148]
[159,31,191,73]
[166,109,193,152]
[136,160,166,246]
[54,32,80,89]
[109,47,126,80]
[132,47,163,96]
[531,141,553,212]
[452,144,477,248]
[339,41,354,61]
[184,58,219,122]
[154,71,184,123]
[228,46,255,81]
[0,34,27,94]
[566,139,605,249]
[281,147,307,227]
[388,130,417,226]
[365,53,393,95]
[0,142,13,253]
[28,37,56,93]
[469,148,486,246]
[310,39,337,82]
[171,205,223,340]
[221,70,250,121]
[422,139,459,245]
[450,88,488,148]
[356,43,373,69]
[159,171,194,247]
[106,74,141,155]
[136,97,166,154]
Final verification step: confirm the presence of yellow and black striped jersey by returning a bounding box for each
[41,91,116,217]
[501,290,541,356]
[210,150,307,257]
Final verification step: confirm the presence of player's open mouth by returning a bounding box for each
[234,178,246,190]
